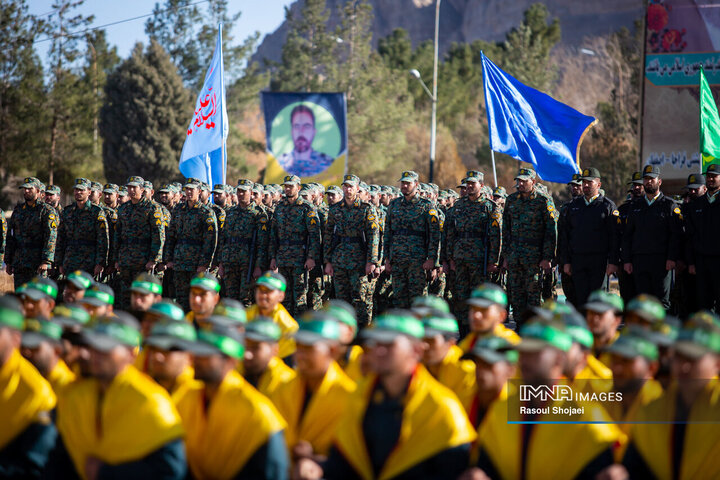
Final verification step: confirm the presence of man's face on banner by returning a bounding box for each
[291,110,315,154]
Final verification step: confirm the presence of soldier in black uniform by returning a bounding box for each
[559,168,618,307]
[685,164,720,312]
[616,172,645,305]
[621,165,682,308]
[677,173,706,317]
[557,173,583,306]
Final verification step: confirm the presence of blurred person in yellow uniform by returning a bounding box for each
[143,320,198,402]
[62,270,94,305]
[52,304,92,379]
[78,284,115,318]
[324,299,365,381]
[465,320,624,480]
[213,297,247,328]
[49,312,186,479]
[296,310,476,479]
[21,318,76,392]
[128,272,163,318]
[270,314,356,460]
[583,289,623,368]
[177,321,289,479]
[243,318,296,398]
[558,310,613,382]
[623,311,720,478]
[19,277,58,320]
[184,272,221,328]
[0,296,57,477]
[421,310,476,411]
[134,300,186,373]
[246,271,299,362]
[459,283,520,353]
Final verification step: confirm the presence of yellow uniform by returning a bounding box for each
[425,344,476,412]
[246,304,299,359]
[458,324,520,353]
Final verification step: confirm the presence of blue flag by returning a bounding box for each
[481,52,595,183]
[179,24,228,185]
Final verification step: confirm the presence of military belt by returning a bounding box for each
[456,231,484,239]
[228,235,252,244]
[338,235,362,243]
[393,228,425,237]
[178,239,202,246]
[278,239,306,246]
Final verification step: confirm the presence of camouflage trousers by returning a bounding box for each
[334,266,372,328]
[373,271,393,316]
[173,270,196,312]
[428,271,446,298]
[119,267,147,310]
[507,261,543,322]
[390,261,428,309]
[452,262,488,332]
[278,265,309,317]
[306,266,324,311]
[223,262,253,306]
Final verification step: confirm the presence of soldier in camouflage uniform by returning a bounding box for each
[444,171,501,329]
[117,186,129,205]
[56,178,109,278]
[157,183,178,298]
[0,210,6,267]
[165,179,216,311]
[534,183,558,301]
[301,184,326,309]
[269,174,321,316]
[6,177,58,288]
[383,171,441,308]
[324,174,380,327]
[101,184,120,274]
[44,185,63,217]
[502,167,557,320]
[218,179,269,305]
[425,183,446,298]
[113,176,165,309]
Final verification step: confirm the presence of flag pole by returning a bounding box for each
[491,149,498,188]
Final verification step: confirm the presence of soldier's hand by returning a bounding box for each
[539,260,552,272]
[58,266,65,276]
[689,264,697,275]
[155,263,166,273]
[457,468,492,480]
[676,260,686,272]
[270,258,278,271]
[422,259,434,271]
[93,265,104,277]
[665,260,676,271]
[623,263,633,274]
[37,263,49,274]
[253,267,262,279]
[305,258,315,271]
[594,464,629,480]
[384,261,392,273]
[324,262,334,276]
[563,264,572,276]
[217,264,225,278]
[606,264,618,276]
[165,261,174,271]
[293,457,323,480]
[487,263,499,274]
[145,261,156,272]
[365,263,376,276]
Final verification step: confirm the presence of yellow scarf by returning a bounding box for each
[426,345,476,412]
[48,359,77,393]
[175,370,286,479]
[170,365,199,404]
[334,365,476,480]
[339,345,365,382]
[257,356,297,398]
[246,304,299,358]
[0,349,56,449]
[628,379,720,480]
[577,354,613,380]
[56,365,184,479]
[270,361,356,456]
[458,324,521,353]
[478,390,624,480]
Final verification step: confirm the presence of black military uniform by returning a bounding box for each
[621,166,682,308]
[557,173,582,306]
[559,168,618,307]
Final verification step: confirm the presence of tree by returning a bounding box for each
[0,0,48,199]
[100,41,192,185]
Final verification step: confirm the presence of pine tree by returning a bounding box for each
[100,41,192,185]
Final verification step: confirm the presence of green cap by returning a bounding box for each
[580,167,601,180]
[557,311,594,349]
[23,278,59,301]
[186,323,245,359]
[147,300,185,323]
[411,295,450,316]
[213,299,246,324]
[518,322,573,353]
[66,270,93,291]
[294,314,341,345]
[130,273,163,295]
[675,312,720,359]
[626,294,666,323]
[515,167,536,180]
[22,318,63,348]
[144,320,197,351]
[255,271,286,292]
[399,171,419,182]
[467,336,519,364]
[584,290,624,314]
[360,310,424,343]
[81,312,142,352]
[81,284,115,307]
[190,273,221,293]
[53,304,91,328]
[0,296,25,330]
[605,328,659,362]
[323,299,357,335]
[245,318,282,343]
[282,175,301,185]
[422,312,459,338]
[466,283,508,308]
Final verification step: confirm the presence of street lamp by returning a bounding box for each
[409,0,441,182]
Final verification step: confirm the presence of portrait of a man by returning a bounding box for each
[277,105,334,177]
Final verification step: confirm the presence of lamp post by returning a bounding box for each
[409,0,440,182]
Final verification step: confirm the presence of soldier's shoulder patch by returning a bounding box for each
[307,210,317,217]
[428,208,438,216]
[491,210,502,220]
[259,216,268,224]
[153,211,161,218]
[97,213,105,221]
[155,219,162,226]
[612,209,620,216]
[371,222,378,230]
[673,207,681,215]
[367,213,376,221]
[206,217,214,225]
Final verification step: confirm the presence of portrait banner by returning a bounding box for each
[260,92,348,186]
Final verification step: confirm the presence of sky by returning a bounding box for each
[29,0,294,63]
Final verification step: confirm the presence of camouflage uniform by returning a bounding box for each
[383,172,441,308]
[269,177,321,316]
[0,210,6,266]
[101,184,120,276]
[219,197,269,305]
[445,181,501,324]
[325,182,380,327]
[114,178,164,309]
[304,186,326,310]
[166,197,217,311]
[502,170,557,319]
[56,200,109,274]
[6,178,58,288]
[373,201,393,315]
